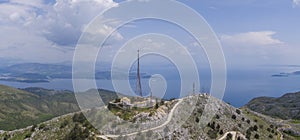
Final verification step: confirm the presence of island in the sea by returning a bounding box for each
[271,71,300,77]
[0,63,151,83]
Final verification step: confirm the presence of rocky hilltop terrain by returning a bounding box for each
[1,90,300,140]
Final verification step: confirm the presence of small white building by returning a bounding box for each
[120,97,131,106]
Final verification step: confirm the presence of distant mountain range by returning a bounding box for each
[0,63,151,83]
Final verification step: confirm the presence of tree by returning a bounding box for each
[195,117,200,123]
[246,128,252,136]
[72,112,86,123]
[259,124,264,129]
[219,129,224,135]
[238,123,242,128]
[246,119,251,124]
[60,119,69,128]
[268,134,273,138]
[236,109,241,114]
[160,100,165,105]
[253,125,258,131]
[231,115,237,120]
[271,129,275,133]
[226,133,233,140]
[155,103,159,109]
[38,124,46,130]
[210,122,216,129]
[246,133,251,139]
[25,133,32,139]
[65,124,89,140]
[207,130,217,139]
[216,124,220,130]
[254,134,259,139]
[31,124,37,132]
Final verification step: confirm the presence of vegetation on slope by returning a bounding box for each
[0,112,101,140]
[1,91,300,140]
[246,91,300,120]
[0,85,118,131]
[0,85,79,131]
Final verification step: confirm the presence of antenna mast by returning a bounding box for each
[136,49,143,97]
[193,82,195,95]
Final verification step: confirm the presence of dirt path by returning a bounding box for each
[97,99,184,139]
[218,131,246,140]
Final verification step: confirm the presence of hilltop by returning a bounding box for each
[1,93,299,140]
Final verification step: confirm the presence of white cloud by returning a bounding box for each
[37,0,119,45]
[9,0,44,8]
[0,26,73,63]
[220,31,284,47]
[293,0,300,6]
[219,31,293,68]
[0,0,120,63]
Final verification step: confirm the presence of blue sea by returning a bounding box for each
[0,67,299,107]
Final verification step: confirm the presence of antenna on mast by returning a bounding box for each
[193,82,195,95]
[136,49,143,97]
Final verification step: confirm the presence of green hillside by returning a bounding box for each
[246,91,300,120]
[0,85,118,131]
[1,94,300,140]
[0,85,79,131]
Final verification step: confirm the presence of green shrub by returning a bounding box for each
[226,133,233,140]
[60,119,69,128]
[254,134,259,139]
[219,129,224,135]
[241,117,245,121]
[31,124,37,132]
[246,119,251,124]
[236,109,241,114]
[25,132,32,138]
[72,113,86,123]
[207,130,217,139]
[216,124,220,130]
[195,117,199,123]
[65,124,89,140]
[231,115,236,120]
[268,134,273,138]
[38,124,46,130]
[238,123,242,128]
[253,125,258,131]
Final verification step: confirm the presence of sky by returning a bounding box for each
[0,0,299,71]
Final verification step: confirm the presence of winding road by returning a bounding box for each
[97,99,184,139]
[218,131,246,140]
